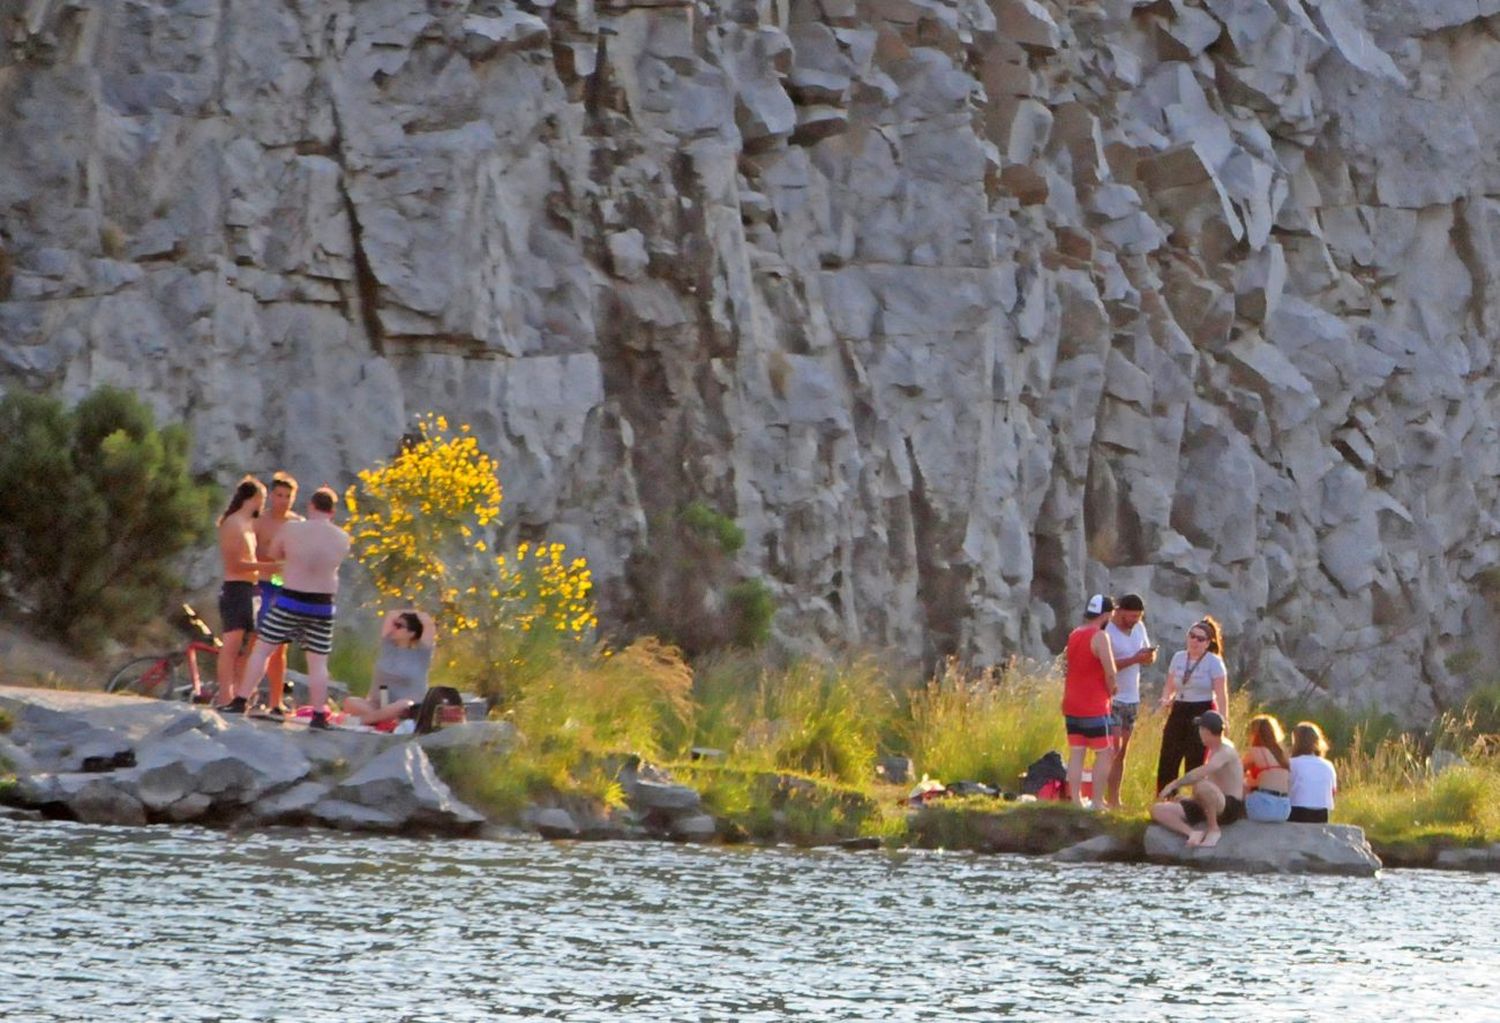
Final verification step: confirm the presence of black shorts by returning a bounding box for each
[1182,794,1245,827]
[1288,806,1329,824]
[218,581,259,635]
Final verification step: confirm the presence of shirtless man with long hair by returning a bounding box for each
[213,477,267,705]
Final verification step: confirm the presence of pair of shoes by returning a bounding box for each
[216,696,247,715]
[307,712,331,731]
[190,692,214,705]
[266,704,291,720]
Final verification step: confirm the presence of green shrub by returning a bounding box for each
[680,502,745,554]
[726,578,775,648]
[0,387,216,650]
[627,504,772,655]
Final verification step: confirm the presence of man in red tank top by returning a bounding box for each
[1062,594,1119,808]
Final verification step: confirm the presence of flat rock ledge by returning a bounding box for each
[1142,822,1382,877]
[0,685,496,836]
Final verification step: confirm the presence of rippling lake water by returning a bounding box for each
[3,817,1497,1022]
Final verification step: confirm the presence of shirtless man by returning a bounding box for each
[245,472,302,717]
[213,477,267,705]
[232,487,351,730]
[1150,710,1245,848]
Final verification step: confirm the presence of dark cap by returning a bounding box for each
[1085,594,1115,617]
[1194,710,1225,735]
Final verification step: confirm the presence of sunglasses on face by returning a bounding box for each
[1188,632,1209,641]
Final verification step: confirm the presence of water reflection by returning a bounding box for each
[2,818,1497,1021]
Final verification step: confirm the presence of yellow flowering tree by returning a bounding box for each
[345,414,596,694]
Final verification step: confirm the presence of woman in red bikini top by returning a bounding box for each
[1242,714,1293,822]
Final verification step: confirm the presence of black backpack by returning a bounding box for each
[1020,751,1067,795]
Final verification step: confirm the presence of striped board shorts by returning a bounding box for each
[257,588,336,656]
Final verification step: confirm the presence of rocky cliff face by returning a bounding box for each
[3,0,1500,719]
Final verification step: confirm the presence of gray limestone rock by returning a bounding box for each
[1143,822,1382,877]
[532,807,580,840]
[3,1,1500,723]
[330,743,484,834]
[628,779,703,813]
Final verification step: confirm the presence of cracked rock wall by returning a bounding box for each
[4,0,1500,720]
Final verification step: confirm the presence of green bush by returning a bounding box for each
[0,387,216,650]
[726,578,775,648]
[680,502,745,554]
[627,504,773,655]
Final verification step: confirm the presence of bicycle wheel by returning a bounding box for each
[105,653,186,699]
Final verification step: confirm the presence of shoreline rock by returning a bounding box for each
[1143,821,1383,877]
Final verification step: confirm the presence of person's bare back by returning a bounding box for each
[273,518,350,594]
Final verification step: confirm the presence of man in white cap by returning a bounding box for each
[1061,594,1119,808]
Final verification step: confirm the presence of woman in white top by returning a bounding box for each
[1288,721,1337,823]
[1155,615,1230,794]
[343,609,436,726]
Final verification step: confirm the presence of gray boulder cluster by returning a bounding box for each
[3,0,1500,721]
[0,685,497,834]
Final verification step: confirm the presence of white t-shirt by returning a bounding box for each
[1289,755,1337,809]
[1167,650,1227,702]
[1104,620,1150,704]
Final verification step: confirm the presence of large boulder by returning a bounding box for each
[325,743,484,835]
[1144,822,1382,877]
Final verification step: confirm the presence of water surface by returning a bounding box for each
[1,818,1494,1021]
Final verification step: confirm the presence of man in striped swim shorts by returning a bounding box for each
[230,486,351,730]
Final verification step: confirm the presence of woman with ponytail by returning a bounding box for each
[1155,615,1230,794]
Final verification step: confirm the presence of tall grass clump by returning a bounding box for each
[690,654,896,784]
[903,658,1063,792]
[505,637,695,762]
[1335,723,1500,845]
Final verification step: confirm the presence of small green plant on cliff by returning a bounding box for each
[628,502,774,655]
[0,387,216,650]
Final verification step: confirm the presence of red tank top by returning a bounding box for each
[1063,624,1110,717]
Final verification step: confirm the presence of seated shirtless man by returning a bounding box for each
[1150,710,1245,848]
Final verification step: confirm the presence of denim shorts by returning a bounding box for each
[1245,789,1292,822]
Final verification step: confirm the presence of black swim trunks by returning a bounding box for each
[1181,794,1246,827]
[218,581,259,635]
[257,588,336,656]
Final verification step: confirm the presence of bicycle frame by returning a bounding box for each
[183,639,221,698]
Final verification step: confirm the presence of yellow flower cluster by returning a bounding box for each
[495,541,598,635]
[345,412,597,646]
[345,413,502,612]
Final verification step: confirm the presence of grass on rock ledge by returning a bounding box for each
[416,635,1500,856]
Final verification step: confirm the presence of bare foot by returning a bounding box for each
[1200,829,1222,849]
[1185,830,1205,847]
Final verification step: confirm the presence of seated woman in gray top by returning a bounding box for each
[343,609,436,726]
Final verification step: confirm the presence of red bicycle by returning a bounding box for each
[105,604,222,701]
